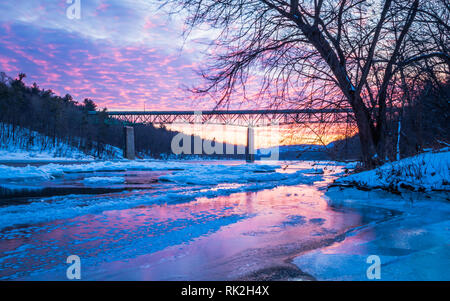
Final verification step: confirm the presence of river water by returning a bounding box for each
[0,160,448,280]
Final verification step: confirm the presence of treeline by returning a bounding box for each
[399,80,450,156]
[0,72,178,158]
[0,72,251,159]
[329,80,450,161]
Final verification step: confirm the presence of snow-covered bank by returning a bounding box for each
[334,149,450,191]
[0,123,123,161]
[0,149,93,161]
[292,153,450,280]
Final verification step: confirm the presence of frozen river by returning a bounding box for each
[0,160,448,280]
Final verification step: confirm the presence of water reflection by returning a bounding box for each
[0,179,396,280]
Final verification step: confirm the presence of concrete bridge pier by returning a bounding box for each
[123,126,136,160]
[246,126,255,162]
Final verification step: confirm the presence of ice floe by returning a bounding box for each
[0,161,325,229]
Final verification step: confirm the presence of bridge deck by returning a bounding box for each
[89,109,354,126]
[90,109,353,115]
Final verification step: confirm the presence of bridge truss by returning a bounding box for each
[91,109,354,127]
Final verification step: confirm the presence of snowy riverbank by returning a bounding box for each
[292,151,450,280]
[293,187,450,280]
[0,123,123,161]
[293,149,450,281]
[334,149,450,191]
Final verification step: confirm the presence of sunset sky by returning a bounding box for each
[0,0,351,146]
[0,0,217,110]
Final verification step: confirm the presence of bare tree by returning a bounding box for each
[161,0,449,167]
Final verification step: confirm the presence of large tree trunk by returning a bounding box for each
[351,95,379,167]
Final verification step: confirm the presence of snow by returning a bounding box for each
[0,160,284,183]
[0,148,92,161]
[157,164,314,185]
[4,155,447,280]
[0,161,164,181]
[0,123,123,161]
[335,149,450,191]
[83,176,125,185]
[293,187,450,280]
[291,153,450,280]
[0,161,326,229]
[0,173,322,230]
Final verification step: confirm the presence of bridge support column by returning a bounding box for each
[246,126,255,162]
[123,126,135,160]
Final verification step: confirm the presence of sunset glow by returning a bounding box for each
[165,123,355,148]
[0,1,352,146]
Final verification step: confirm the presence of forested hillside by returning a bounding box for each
[0,72,178,158]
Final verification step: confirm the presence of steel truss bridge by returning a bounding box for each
[90,109,354,127]
[89,109,356,161]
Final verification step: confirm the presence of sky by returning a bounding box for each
[0,0,351,146]
[0,0,216,110]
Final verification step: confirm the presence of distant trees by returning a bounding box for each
[0,73,179,158]
[0,72,252,159]
[399,81,450,156]
[328,80,450,161]
[162,0,449,166]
